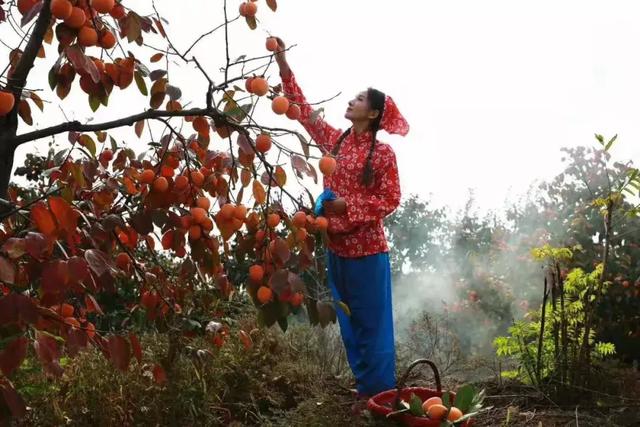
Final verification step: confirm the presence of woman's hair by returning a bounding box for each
[330,88,386,186]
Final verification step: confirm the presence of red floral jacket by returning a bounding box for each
[282,72,401,258]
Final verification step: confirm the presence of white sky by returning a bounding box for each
[4,0,640,214]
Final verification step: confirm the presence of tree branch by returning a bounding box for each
[11,107,225,148]
[7,0,52,94]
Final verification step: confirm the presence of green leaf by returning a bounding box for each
[605,134,617,151]
[277,317,288,333]
[307,299,319,326]
[88,94,101,112]
[125,12,142,42]
[408,393,425,417]
[135,71,148,96]
[245,15,257,30]
[224,103,252,122]
[336,301,351,316]
[79,134,96,158]
[453,385,476,413]
[442,391,451,408]
[48,67,58,90]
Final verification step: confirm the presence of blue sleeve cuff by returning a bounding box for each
[314,188,336,216]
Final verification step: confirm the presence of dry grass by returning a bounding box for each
[9,313,639,427]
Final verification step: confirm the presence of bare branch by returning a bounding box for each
[11,107,225,148]
[227,45,297,67]
[223,0,230,85]
[183,15,241,58]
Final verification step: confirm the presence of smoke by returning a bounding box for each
[389,182,571,371]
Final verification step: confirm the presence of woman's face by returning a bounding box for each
[345,91,379,123]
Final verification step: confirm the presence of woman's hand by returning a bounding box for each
[323,198,347,216]
[271,36,291,78]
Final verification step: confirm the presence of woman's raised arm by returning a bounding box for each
[273,37,343,153]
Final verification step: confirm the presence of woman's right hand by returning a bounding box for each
[271,37,286,62]
[271,36,291,77]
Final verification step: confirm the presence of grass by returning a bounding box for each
[7,313,639,426]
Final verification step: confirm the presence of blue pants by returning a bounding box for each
[326,249,396,396]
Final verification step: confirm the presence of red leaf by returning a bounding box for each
[68,256,90,284]
[0,379,26,418]
[269,269,289,294]
[65,45,100,83]
[236,133,253,155]
[273,238,291,264]
[85,249,116,277]
[0,296,18,325]
[18,100,32,126]
[288,272,307,294]
[0,294,38,325]
[129,212,153,235]
[252,180,266,205]
[153,18,167,38]
[129,333,142,363]
[316,301,337,327]
[31,202,57,236]
[152,364,167,384]
[135,119,144,138]
[107,336,130,371]
[20,0,42,27]
[84,294,104,315]
[16,295,38,324]
[291,155,316,183]
[41,260,69,294]
[0,337,28,376]
[1,238,26,259]
[266,0,277,12]
[25,232,51,260]
[0,257,15,284]
[150,53,164,63]
[48,196,79,234]
[274,166,287,187]
[34,333,63,377]
[66,327,89,357]
[30,92,44,111]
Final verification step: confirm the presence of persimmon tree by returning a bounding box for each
[0,0,339,419]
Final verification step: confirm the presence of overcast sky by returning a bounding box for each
[4,0,640,214]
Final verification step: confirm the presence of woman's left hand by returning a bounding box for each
[323,198,347,216]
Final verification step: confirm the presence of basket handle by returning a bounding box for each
[393,359,442,410]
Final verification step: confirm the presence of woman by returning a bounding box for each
[273,37,410,409]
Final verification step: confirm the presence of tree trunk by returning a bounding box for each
[536,275,549,385]
[0,125,17,206]
[0,0,52,202]
[551,269,560,375]
[557,263,568,387]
